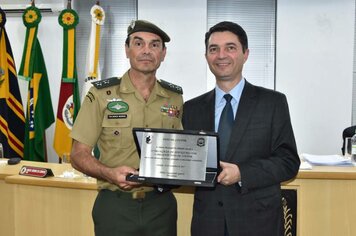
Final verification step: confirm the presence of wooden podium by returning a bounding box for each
[1,159,356,236]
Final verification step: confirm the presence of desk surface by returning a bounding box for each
[0,160,53,179]
[296,162,356,179]
[0,159,96,190]
[2,159,356,236]
[2,159,356,189]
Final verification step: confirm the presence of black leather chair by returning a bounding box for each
[342,126,356,155]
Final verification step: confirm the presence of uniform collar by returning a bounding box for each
[119,71,136,94]
[119,70,170,98]
[156,80,170,98]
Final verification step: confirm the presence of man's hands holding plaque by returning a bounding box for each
[217,161,241,186]
[107,166,140,191]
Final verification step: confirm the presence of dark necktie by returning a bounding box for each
[218,94,234,161]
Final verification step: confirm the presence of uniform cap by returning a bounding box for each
[127,19,170,42]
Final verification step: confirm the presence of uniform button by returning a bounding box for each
[145,124,149,128]
[218,201,223,207]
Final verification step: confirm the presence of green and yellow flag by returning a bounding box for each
[0,8,26,159]
[53,8,80,160]
[18,6,54,162]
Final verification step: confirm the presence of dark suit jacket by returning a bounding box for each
[182,81,300,236]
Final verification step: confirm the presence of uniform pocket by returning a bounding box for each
[101,114,132,148]
[162,115,181,129]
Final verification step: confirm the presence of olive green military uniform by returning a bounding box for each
[71,71,183,236]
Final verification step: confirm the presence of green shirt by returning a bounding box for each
[71,71,183,190]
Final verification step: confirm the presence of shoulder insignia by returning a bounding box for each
[157,79,183,95]
[92,77,121,89]
[85,91,95,103]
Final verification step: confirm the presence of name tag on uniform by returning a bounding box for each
[107,114,127,119]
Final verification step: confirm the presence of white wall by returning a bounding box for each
[4,0,355,162]
[277,0,355,155]
[137,0,208,100]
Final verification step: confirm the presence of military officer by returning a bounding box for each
[70,19,183,236]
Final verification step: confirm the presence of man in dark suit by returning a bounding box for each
[182,21,300,236]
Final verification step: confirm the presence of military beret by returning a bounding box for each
[127,19,170,43]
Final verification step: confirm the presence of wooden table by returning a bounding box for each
[284,164,356,236]
[1,159,356,236]
[0,160,96,236]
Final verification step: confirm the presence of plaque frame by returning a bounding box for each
[127,128,220,187]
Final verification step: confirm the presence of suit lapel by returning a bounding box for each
[226,81,258,160]
[203,89,216,131]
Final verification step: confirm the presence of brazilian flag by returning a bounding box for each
[18,6,54,162]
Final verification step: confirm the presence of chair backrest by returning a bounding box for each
[342,126,356,155]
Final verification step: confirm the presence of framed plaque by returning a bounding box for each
[126,128,219,187]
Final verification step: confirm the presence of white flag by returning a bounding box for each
[81,4,105,101]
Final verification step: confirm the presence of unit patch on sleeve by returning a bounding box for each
[86,91,95,102]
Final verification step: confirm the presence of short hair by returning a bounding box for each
[205,21,248,53]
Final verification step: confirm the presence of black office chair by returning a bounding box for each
[342,126,356,155]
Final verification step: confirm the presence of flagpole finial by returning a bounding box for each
[31,0,35,7]
[67,0,72,9]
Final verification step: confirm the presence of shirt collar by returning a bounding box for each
[119,71,135,93]
[119,70,169,103]
[215,78,245,105]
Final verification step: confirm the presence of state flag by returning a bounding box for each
[53,8,80,160]
[81,3,105,101]
[0,8,26,159]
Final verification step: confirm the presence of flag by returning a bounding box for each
[53,8,80,160]
[18,6,54,162]
[0,8,26,159]
[81,3,105,101]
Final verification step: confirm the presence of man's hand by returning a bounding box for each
[217,161,241,186]
[107,166,140,191]
[71,140,141,190]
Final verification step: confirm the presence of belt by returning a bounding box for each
[114,189,164,201]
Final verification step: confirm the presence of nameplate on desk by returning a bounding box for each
[19,166,54,178]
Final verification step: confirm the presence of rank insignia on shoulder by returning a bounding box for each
[92,77,121,89]
[157,79,183,94]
